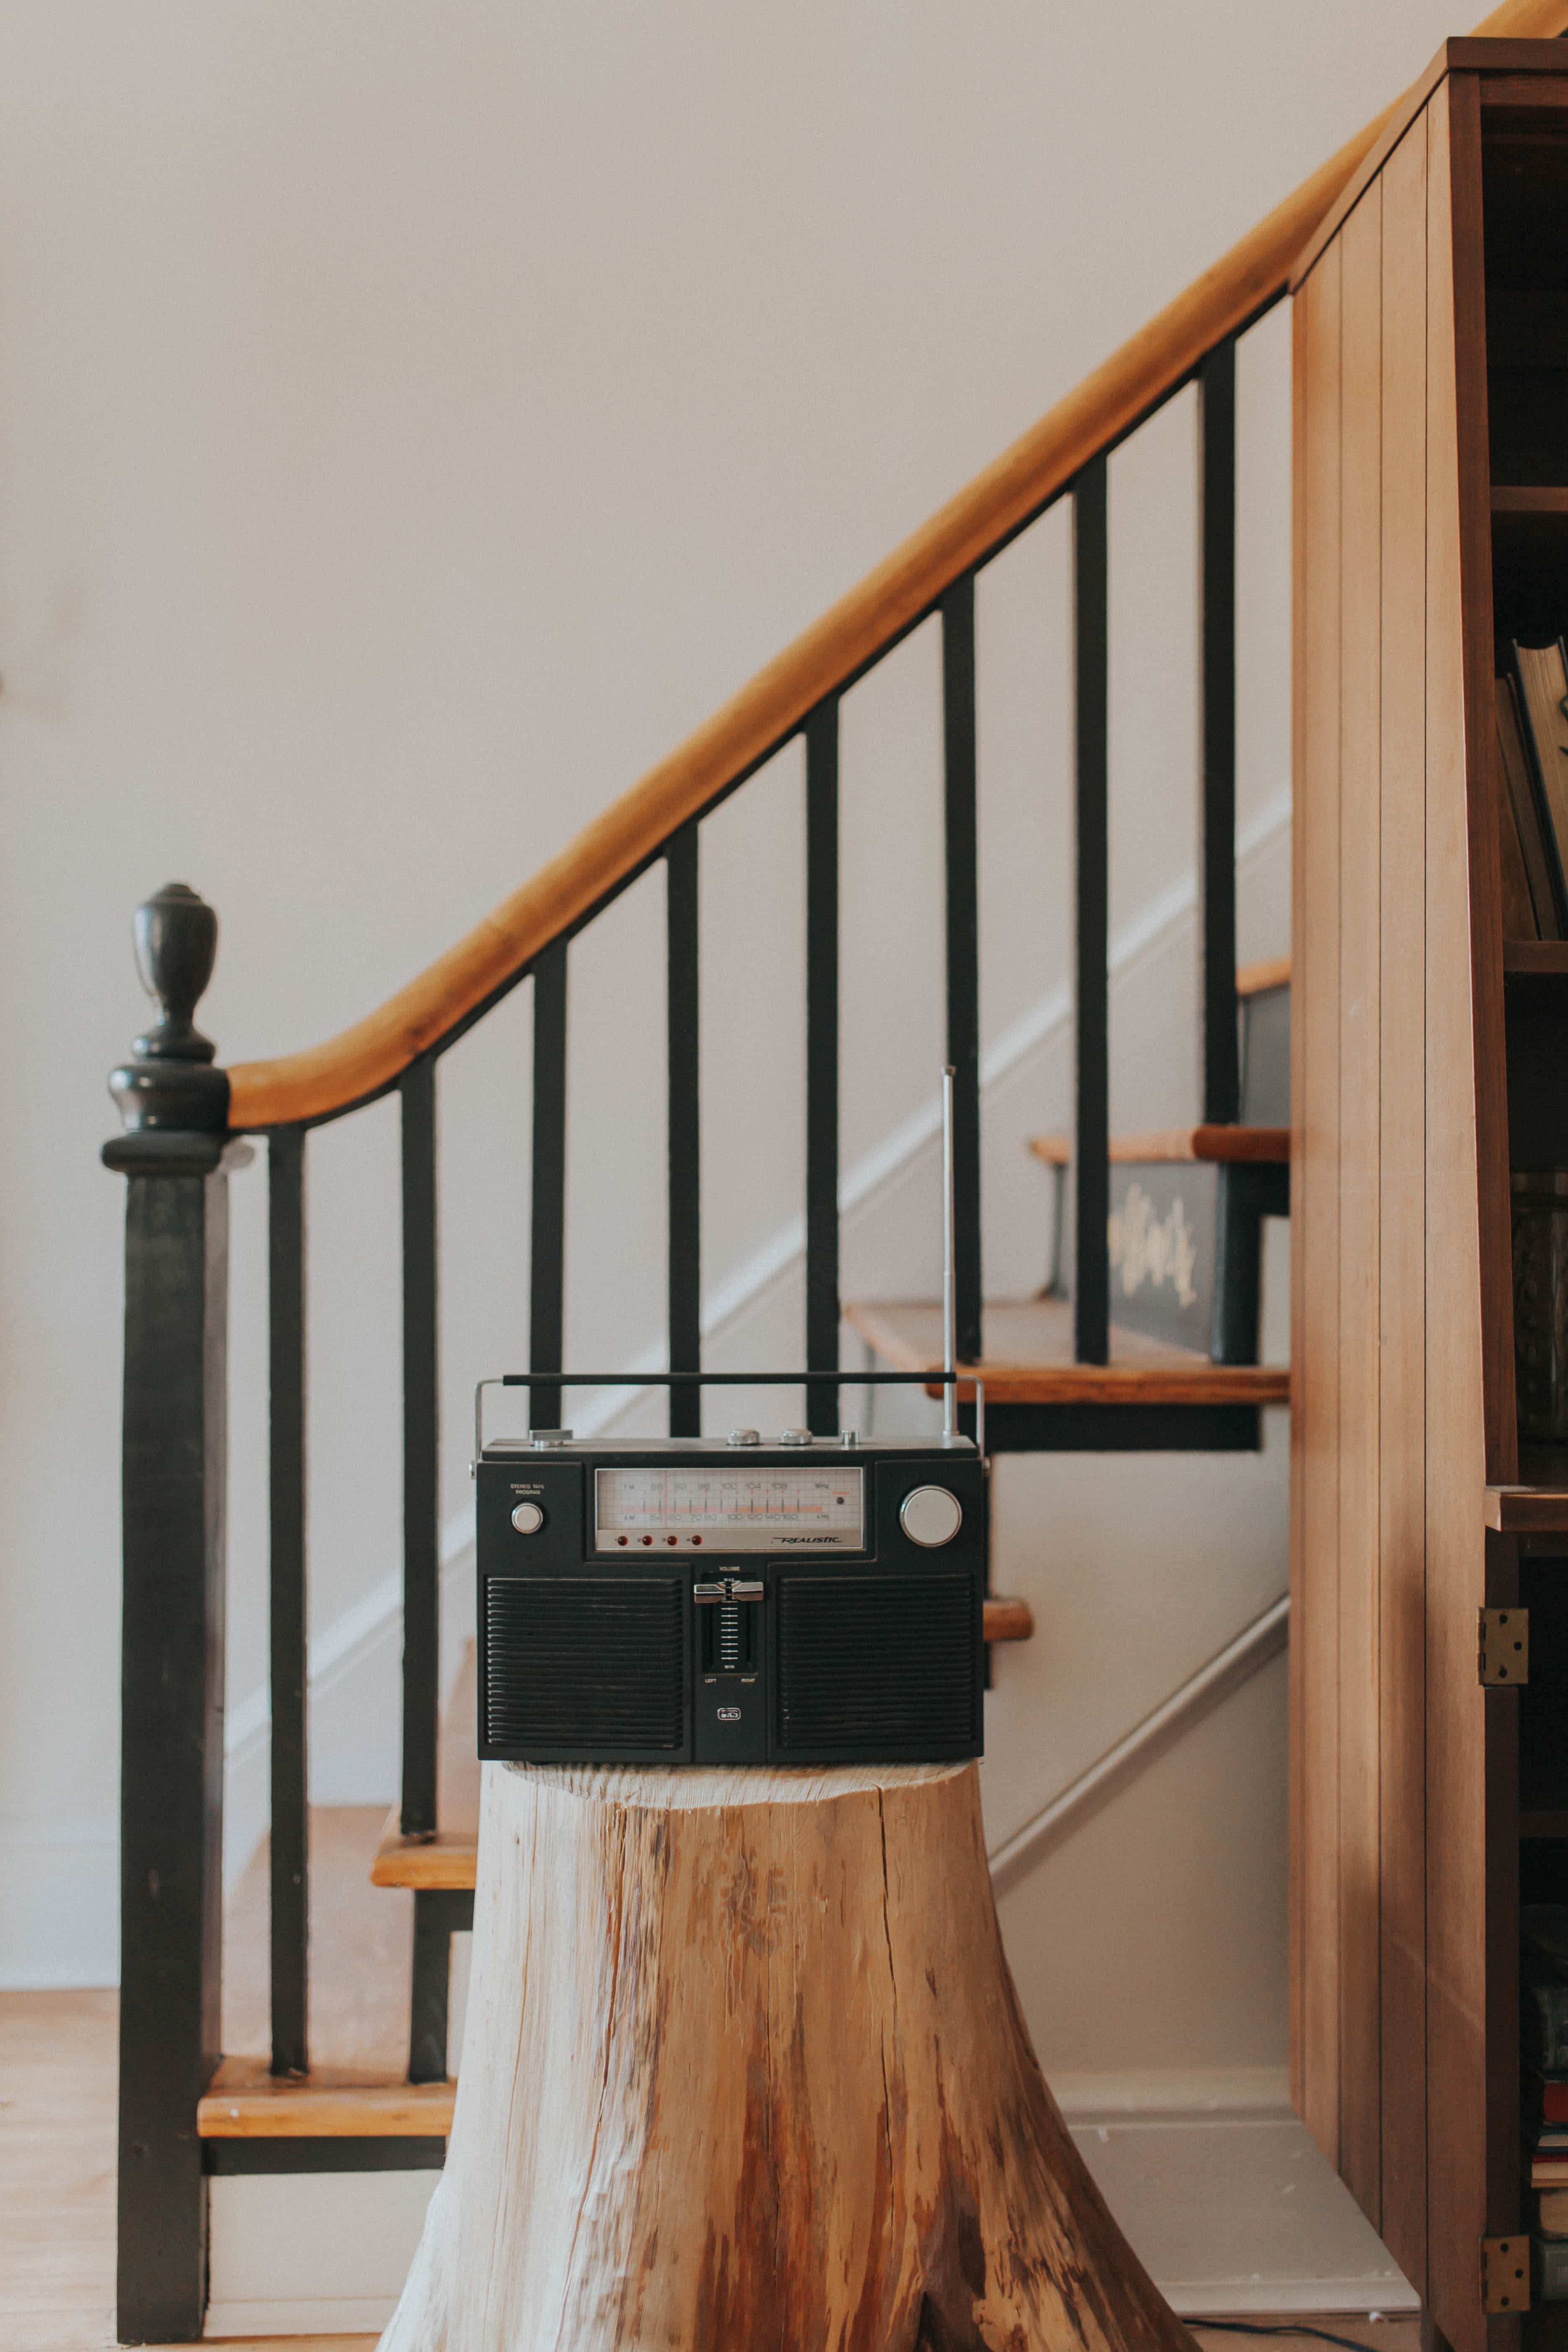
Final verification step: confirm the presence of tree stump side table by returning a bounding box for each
[379,1759,1187,2352]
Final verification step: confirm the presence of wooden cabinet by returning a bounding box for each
[1287,38,1568,2352]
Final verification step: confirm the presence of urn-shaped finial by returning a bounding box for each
[132,881,219,1063]
[108,882,229,1135]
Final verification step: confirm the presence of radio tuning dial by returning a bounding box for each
[899,1485,962,1548]
[510,1501,545,1535]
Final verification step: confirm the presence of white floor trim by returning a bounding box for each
[204,2167,438,2338]
[1069,2113,1419,2318]
[1051,2066,1293,2120]
[206,2296,399,2336]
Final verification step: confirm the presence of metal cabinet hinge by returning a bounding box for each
[1478,1607,1529,1687]
[1482,2236,1530,2315]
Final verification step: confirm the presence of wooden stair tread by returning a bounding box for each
[845,1297,1289,1407]
[371,1594,1035,1894]
[1027,1123,1288,1167]
[199,2055,453,2138]
[1237,954,1289,997]
[374,1638,482,1885]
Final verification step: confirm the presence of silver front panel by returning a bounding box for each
[594,1465,864,1552]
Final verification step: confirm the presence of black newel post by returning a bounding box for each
[104,883,239,2347]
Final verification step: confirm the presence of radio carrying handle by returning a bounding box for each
[473,1368,985,1470]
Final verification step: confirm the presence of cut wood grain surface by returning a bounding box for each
[379,1761,1191,2352]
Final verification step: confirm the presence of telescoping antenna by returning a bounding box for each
[941,1066,957,1442]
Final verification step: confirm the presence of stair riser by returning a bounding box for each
[1054,1161,1288,1363]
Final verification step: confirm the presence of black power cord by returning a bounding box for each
[1191,2323,1399,2352]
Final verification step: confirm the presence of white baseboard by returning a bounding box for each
[206,2295,399,2335]
[206,2168,437,2335]
[1050,2065,1292,2121]
[1168,2285,1419,2316]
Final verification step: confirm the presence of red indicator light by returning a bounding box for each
[641,1535,653,1546]
[616,1535,628,1547]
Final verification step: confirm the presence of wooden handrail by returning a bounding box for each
[227,0,1568,1132]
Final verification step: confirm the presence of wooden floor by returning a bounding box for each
[2,1988,1423,2351]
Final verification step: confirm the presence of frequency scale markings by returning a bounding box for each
[594,1467,863,1550]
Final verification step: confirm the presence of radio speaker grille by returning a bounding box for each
[484,1577,685,1752]
[775,1573,977,1753]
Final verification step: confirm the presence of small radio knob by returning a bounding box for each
[899,1485,962,1548]
[510,1501,545,1535]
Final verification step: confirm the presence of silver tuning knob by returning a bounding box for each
[899,1485,962,1548]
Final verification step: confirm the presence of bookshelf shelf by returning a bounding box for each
[1493,487,1568,515]
[1506,944,1568,976]
[1488,1483,1568,1534]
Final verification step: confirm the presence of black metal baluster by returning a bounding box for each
[1073,459,1111,1364]
[104,883,232,2344]
[666,829,701,1437]
[408,1888,473,2084]
[1199,338,1240,1125]
[400,1056,439,1840]
[529,941,568,1432]
[805,698,841,1435]
[941,576,983,1367]
[268,1125,308,2076]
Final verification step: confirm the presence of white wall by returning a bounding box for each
[0,0,1460,2057]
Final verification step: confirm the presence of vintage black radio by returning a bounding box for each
[473,1388,986,1766]
[473,1072,987,1766]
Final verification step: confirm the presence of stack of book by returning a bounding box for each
[1524,1909,1568,2297]
[1500,642,1568,939]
